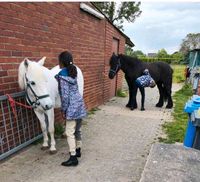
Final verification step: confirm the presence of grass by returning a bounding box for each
[159,84,193,143]
[116,89,128,97]
[88,107,101,115]
[54,123,65,138]
[171,64,186,83]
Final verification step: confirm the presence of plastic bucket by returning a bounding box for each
[184,120,196,147]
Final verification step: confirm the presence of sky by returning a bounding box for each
[123,1,200,54]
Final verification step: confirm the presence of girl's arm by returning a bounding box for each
[59,78,70,115]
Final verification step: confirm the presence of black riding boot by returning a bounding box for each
[61,155,78,167]
[76,148,81,158]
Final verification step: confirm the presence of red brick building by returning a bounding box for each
[0,2,133,159]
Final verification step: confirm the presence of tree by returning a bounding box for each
[157,49,169,58]
[171,51,184,64]
[125,45,145,58]
[93,2,142,30]
[133,50,146,57]
[180,33,200,55]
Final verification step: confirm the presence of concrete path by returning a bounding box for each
[140,143,200,182]
[0,84,182,182]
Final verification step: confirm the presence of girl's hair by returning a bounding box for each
[59,51,77,78]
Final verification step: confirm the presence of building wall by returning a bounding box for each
[103,21,125,101]
[0,2,125,115]
[0,2,127,156]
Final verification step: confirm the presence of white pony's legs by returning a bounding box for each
[34,111,49,149]
[46,109,56,153]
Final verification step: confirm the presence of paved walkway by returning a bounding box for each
[0,84,182,182]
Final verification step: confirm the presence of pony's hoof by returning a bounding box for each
[156,103,163,107]
[41,146,49,150]
[49,150,57,155]
[130,106,137,110]
[126,104,131,108]
[141,108,145,111]
[166,104,173,109]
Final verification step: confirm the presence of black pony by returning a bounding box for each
[108,53,173,110]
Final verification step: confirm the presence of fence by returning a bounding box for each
[0,92,42,160]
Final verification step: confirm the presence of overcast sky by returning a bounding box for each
[123,1,200,54]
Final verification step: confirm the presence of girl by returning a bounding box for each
[55,51,87,167]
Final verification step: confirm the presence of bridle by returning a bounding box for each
[25,74,50,110]
[109,57,121,75]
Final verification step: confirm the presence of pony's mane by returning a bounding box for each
[119,54,142,65]
[18,60,45,90]
[18,60,27,90]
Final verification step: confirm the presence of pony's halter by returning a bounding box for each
[109,58,121,75]
[25,74,50,110]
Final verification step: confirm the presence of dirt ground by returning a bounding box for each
[0,84,182,182]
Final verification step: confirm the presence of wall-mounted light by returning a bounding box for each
[80,3,104,20]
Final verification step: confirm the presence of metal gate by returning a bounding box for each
[0,92,42,160]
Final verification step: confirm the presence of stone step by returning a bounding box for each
[140,143,200,182]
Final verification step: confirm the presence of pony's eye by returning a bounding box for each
[31,81,36,85]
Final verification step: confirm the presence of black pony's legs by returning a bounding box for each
[125,75,132,107]
[125,75,138,110]
[139,87,145,111]
[156,82,164,107]
[130,85,138,110]
[164,79,173,109]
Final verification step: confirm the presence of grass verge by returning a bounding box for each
[159,84,193,143]
[171,64,185,83]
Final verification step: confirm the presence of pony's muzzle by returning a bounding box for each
[108,71,115,79]
[43,104,53,110]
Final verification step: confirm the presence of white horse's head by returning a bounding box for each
[18,57,53,111]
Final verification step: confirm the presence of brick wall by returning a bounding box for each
[0,2,126,156]
[0,2,125,110]
[103,21,125,101]
[0,2,125,118]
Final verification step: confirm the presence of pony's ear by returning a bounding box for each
[38,57,46,66]
[112,52,118,57]
[24,58,30,68]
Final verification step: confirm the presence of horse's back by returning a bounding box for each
[148,62,173,82]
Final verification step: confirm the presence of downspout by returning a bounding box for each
[103,20,106,103]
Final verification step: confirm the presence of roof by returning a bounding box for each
[190,49,200,52]
[91,3,135,47]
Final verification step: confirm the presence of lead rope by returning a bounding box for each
[6,94,33,120]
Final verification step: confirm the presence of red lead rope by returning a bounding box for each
[6,94,32,120]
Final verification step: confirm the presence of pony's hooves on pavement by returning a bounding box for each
[166,105,173,109]
[156,103,163,108]
[41,146,49,150]
[130,107,137,110]
[141,108,145,111]
[49,150,57,155]
[126,104,131,108]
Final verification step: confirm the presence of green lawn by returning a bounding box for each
[159,84,193,143]
[171,64,186,83]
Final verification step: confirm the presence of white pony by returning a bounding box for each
[18,57,84,154]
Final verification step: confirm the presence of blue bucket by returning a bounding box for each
[184,120,196,147]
